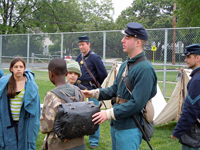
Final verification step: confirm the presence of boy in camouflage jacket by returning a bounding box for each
[40,58,86,150]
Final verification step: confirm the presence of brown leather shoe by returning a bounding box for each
[89,145,97,149]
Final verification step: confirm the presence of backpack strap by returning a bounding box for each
[124,57,147,92]
[74,85,79,102]
[51,86,79,103]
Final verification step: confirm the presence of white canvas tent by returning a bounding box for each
[154,69,192,125]
[101,62,120,109]
[101,62,167,120]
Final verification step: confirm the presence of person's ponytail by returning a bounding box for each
[7,73,16,98]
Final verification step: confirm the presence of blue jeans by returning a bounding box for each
[89,98,100,146]
[111,126,142,150]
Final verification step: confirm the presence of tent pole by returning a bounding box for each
[177,67,183,121]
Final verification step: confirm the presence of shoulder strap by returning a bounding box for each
[124,57,147,92]
[124,57,153,149]
[81,53,107,109]
[74,85,79,102]
[82,53,100,88]
[51,86,79,103]
[194,70,200,75]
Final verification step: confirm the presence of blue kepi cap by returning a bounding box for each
[183,44,200,56]
[78,35,90,43]
[121,22,148,40]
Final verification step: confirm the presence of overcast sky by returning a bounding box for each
[112,0,133,20]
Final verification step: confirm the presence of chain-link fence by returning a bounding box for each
[0,27,200,98]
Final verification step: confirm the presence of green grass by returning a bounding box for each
[157,82,176,99]
[153,65,186,70]
[156,71,178,82]
[2,69,181,150]
[105,66,112,70]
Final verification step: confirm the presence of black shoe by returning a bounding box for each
[89,145,97,149]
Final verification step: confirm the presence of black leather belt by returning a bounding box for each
[116,97,129,104]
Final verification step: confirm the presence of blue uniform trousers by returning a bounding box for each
[89,98,100,146]
[110,126,142,150]
[182,145,200,150]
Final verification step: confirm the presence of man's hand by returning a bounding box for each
[171,135,177,140]
[82,90,93,98]
[92,110,107,125]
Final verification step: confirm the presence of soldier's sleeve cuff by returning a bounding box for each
[92,89,100,99]
[106,108,116,120]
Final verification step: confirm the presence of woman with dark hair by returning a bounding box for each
[0,57,41,150]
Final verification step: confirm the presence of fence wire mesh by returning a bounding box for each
[0,27,200,98]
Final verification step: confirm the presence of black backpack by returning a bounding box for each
[52,86,100,141]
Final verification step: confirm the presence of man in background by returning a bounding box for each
[171,44,200,150]
[76,35,107,149]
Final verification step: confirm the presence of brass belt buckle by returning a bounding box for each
[116,97,119,104]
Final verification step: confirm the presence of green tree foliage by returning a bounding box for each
[33,0,85,33]
[79,0,115,31]
[2,34,44,57]
[115,0,174,61]
[115,0,173,29]
[174,0,200,27]
[0,0,43,34]
[47,0,115,55]
[0,0,49,56]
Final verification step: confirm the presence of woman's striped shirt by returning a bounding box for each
[10,88,25,121]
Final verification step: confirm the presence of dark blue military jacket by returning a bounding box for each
[74,82,87,90]
[173,67,200,138]
[76,50,107,90]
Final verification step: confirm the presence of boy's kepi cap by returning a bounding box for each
[121,22,148,40]
[182,44,200,56]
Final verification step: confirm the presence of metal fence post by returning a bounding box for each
[61,33,63,59]
[31,53,34,67]
[163,29,168,98]
[0,35,2,68]
[27,34,30,68]
[103,31,106,63]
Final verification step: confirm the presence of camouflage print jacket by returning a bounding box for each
[40,84,86,150]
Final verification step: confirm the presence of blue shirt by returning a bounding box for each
[76,50,107,90]
[172,67,200,138]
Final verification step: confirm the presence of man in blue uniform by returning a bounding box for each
[76,35,107,149]
[171,44,200,150]
[82,22,157,150]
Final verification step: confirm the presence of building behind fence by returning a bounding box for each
[0,27,200,98]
